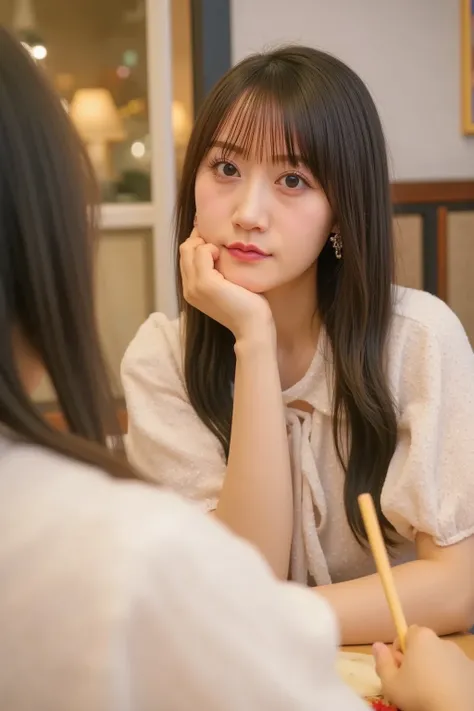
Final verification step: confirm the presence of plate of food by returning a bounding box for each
[336,651,398,709]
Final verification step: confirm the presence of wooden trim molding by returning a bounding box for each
[392,181,474,205]
[436,206,448,302]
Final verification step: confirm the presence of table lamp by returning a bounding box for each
[172,100,191,173]
[69,88,125,184]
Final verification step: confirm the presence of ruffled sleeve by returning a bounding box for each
[382,298,474,546]
[121,313,226,512]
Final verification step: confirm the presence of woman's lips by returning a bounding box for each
[226,243,270,262]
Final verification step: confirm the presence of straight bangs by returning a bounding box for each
[203,81,334,197]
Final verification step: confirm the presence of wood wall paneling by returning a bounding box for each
[447,211,474,346]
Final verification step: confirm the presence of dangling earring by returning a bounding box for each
[330,232,343,259]
[193,213,197,227]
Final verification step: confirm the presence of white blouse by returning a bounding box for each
[122,286,474,586]
[0,433,367,710]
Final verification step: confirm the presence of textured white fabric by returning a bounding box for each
[122,286,474,586]
[0,434,367,710]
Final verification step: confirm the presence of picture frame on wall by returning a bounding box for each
[461,0,474,134]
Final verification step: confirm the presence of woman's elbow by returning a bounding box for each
[443,581,474,633]
[459,591,474,632]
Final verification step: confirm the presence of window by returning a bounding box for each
[1,0,228,412]
[1,0,151,203]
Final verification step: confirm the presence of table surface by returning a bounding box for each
[343,634,474,660]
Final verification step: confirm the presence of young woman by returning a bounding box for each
[0,27,370,711]
[1,29,472,711]
[122,45,474,645]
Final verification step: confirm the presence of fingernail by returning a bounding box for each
[372,643,384,658]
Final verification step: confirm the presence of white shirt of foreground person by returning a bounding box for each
[0,432,367,711]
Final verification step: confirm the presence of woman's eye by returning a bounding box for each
[280,174,307,189]
[216,162,239,177]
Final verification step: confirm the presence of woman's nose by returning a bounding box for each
[232,181,269,232]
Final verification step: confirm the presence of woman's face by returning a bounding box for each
[194,113,335,294]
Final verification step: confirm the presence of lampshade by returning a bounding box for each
[69,88,125,143]
[172,101,191,147]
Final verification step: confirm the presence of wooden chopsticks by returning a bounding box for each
[358,493,408,652]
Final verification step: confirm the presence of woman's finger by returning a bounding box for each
[183,228,203,247]
[392,650,404,667]
[179,231,204,284]
[392,637,402,654]
[193,243,220,287]
[372,643,399,689]
[179,246,194,286]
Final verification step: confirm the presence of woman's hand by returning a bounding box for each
[180,231,274,342]
[373,625,474,711]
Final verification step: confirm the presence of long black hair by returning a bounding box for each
[175,45,398,546]
[0,27,135,478]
